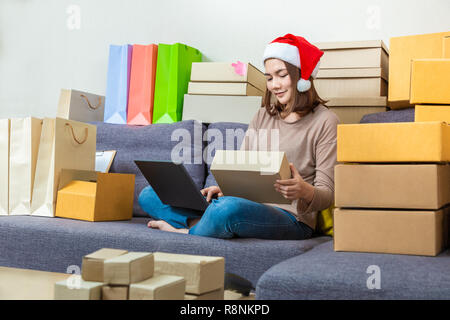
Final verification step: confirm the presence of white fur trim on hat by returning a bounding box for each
[297,79,311,92]
[263,42,300,69]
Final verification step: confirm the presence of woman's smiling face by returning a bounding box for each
[264,58,294,106]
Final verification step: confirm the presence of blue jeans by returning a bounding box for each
[138,186,313,240]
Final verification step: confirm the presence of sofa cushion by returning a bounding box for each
[256,240,450,299]
[0,216,331,288]
[94,120,206,217]
[360,107,415,123]
[203,122,249,188]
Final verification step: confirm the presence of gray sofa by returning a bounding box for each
[1,107,449,299]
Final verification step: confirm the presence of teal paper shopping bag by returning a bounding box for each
[152,43,202,124]
[104,44,133,124]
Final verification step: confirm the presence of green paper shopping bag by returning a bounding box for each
[152,43,202,124]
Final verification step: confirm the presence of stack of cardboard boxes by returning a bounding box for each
[314,40,389,123]
[182,62,266,124]
[54,248,225,300]
[333,31,450,257]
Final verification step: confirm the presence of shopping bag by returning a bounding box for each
[104,44,133,124]
[0,119,9,215]
[31,118,96,217]
[9,117,42,215]
[152,43,202,124]
[127,44,158,125]
[57,89,105,122]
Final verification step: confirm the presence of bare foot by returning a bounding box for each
[147,220,189,234]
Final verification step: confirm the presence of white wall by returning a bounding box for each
[0,0,449,118]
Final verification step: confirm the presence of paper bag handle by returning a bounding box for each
[65,123,88,145]
[80,94,102,110]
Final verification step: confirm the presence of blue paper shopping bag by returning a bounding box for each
[104,44,133,124]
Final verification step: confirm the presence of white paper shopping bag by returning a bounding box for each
[31,118,96,217]
[9,117,42,215]
[0,119,10,215]
[57,89,105,123]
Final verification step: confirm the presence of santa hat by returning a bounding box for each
[263,34,324,92]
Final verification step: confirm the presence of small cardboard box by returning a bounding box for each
[329,106,386,124]
[410,59,450,104]
[187,82,263,96]
[54,275,104,300]
[129,274,186,300]
[153,252,225,295]
[335,164,450,209]
[104,252,154,285]
[415,105,450,122]
[333,208,448,256]
[325,96,387,107]
[55,169,135,222]
[314,40,389,71]
[185,288,224,300]
[337,121,450,162]
[190,62,266,92]
[211,150,292,204]
[102,285,129,300]
[182,94,262,124]
[82,248,128,282]
[388,31,450,109]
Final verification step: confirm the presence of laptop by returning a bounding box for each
[134,160,210,212]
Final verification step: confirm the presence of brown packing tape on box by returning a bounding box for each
[333,208,447,256]
[55,169,135,222]
[81,248,128,282]
[129,274,186,300]
[335,164,450,209]
[104,252,154,285]
[153,252,225,295]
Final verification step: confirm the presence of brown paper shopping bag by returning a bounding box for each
[0,119,10,215]
[57,89,105,123]
[9,117,42,215]
[31,118,96,217]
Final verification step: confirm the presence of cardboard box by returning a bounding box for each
[185,288,224,300]
[388,31,450,109]
[410,59,450,104]
[54,275,104,300]
[211,150,292,204]
[55,169,135,222]
[187,82,263,96]
[104,252,154,285]
[315,78,387,98]
[325,96,387,107]
[329,106,386,124]
[102,285,129,300]
[333,208,447,256]
[190,62,266,92]
[315,40,388,71]
[81,248,128,282]
[443,36,450,58]
[153,252,225,295]
[129,274,186,300]
[415,105,450,122]
[337,121,450,162]
[335,164,450,209]
[182,94,262,124]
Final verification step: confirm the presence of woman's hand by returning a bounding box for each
[274,163,314,202]
[200,186,224,202]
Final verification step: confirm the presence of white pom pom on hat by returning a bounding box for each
[263,34,324,92]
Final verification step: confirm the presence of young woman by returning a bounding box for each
[138,34,339,240]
